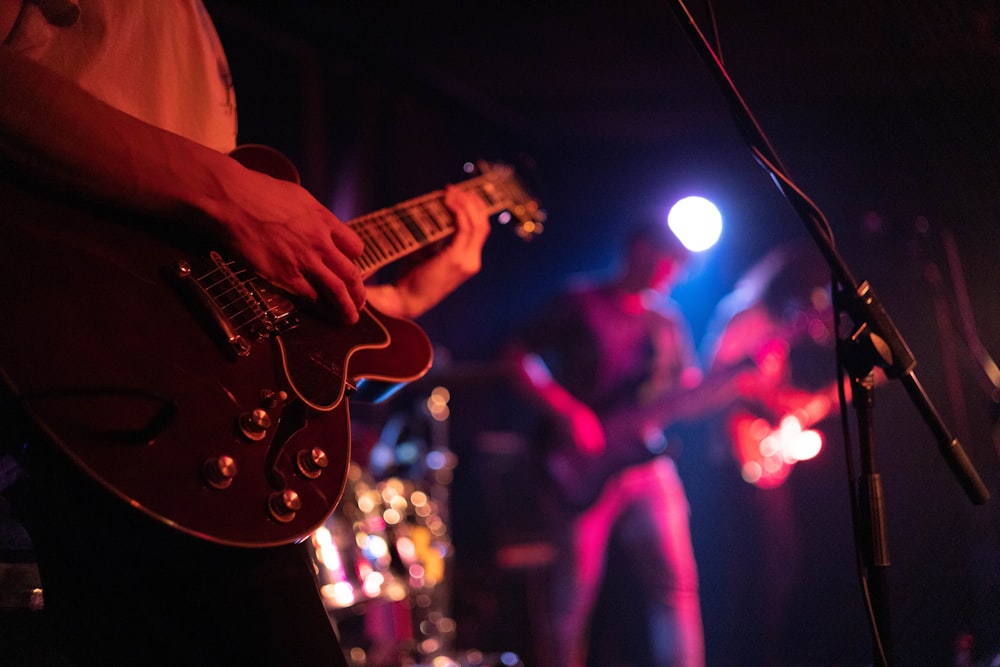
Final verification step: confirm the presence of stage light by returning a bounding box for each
[667,196,722,252]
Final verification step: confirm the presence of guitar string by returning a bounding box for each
[186,173,513,339]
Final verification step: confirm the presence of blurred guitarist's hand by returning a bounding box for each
[732,337,790,402]
[730,379,844,488]
[559,400,606,455]
[508,349,607,454]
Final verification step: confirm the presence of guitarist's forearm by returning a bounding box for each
[508,350,569,415]
[0,46,369,322]
[0,47,231,220]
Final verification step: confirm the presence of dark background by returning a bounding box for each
[207,2,1000,664]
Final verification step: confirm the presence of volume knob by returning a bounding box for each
[203,455,238,489]
[296,447,329,479]
[238,408,272,441]
[268,489,301,523]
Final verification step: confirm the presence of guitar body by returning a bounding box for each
[0,172,432,547]
[727,410,795,489]
[726,380,838,489]
[0,147,541,546]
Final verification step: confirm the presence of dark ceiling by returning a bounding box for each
[214,0,1000,145]
[210,0,1000,340]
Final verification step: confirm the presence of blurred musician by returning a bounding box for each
[506,214,706,667]
[700,243,837,663]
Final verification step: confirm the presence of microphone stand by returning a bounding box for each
[665,2,991,665]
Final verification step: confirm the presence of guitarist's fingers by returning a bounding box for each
[251,254,362,325]
[276,197,366,321]
[302,262,365,324]
[315,222,367,316]
[442,184,490,273]
[568,404,606,454]
[254,217,366,322]
[367,185,490,320]
[220,167,367,320]
[327,216,365,262]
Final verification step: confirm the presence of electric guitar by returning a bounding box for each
[546,358,758,510]
[0,146,543,547]
[727,380,840,489]
[727,367,886,488]
[707,304,839,489]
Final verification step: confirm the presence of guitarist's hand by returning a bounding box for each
[507,350,607,455]
[366,185,490,319]
[560,400,606,455]
[211,162,367,323]
[732,337,789,403]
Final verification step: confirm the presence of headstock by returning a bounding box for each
[472,161,546,240]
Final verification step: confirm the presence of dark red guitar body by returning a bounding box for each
[0,160,432,547]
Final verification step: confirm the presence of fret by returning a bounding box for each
[409,200,443,240]
[391,207,427,245]
[356,224,387,265]
[420,197,455,237]
[368,213,399,259]
[377,212,416,253]
[353,240,375,272]
[341,160,541,276]
[472,182,498,208]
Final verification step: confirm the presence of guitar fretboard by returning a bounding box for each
[347,169,535,277]
[348,189,460,277]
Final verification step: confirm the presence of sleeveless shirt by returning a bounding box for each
[3,0,237,153]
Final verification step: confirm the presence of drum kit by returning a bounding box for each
[310,385,525,667]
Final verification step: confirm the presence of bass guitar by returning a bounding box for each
[0,146,543,547]
[546,358,757,510]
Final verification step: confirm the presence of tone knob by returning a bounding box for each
[203,455,238,489]
[238,408,272,441]
[296,447,329,479]
[268,489,301,523]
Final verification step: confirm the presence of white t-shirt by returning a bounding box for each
[2,0,238,153]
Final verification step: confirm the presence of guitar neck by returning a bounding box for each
[227,146,541,280]
[347,168,535,278]
[347,188,458,278]
[639,357,755,424]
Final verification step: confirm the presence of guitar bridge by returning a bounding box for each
[174,251,299,357]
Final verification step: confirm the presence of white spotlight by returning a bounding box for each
[667,196,723,252]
